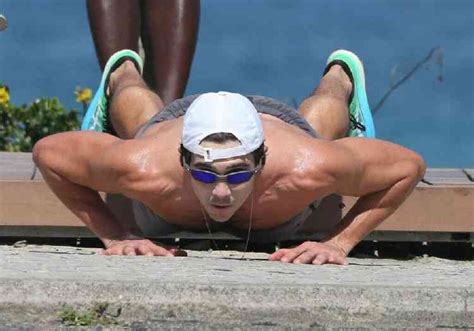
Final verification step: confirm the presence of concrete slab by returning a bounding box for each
[0,245,472,329]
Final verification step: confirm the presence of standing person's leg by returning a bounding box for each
[299,65,352,140]
[86,0,141,69]
[141,0,200,105]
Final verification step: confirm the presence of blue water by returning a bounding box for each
[0,0,473,167]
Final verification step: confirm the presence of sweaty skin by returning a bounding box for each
[33,114,425,262]
[33,61,426,264]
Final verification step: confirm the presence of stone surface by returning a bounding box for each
[0,245,472,329]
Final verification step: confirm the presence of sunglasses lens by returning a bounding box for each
[191,170,217,183]
[227,171,254,184]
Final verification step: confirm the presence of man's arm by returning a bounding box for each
[320,137,426,254]
[33,131,175,256]
[270,137,426,264]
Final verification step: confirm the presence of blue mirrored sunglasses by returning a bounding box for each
[184,163,261,184]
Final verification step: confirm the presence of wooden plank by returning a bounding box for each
[1,152,472,240]
[341,186,474,232]
[1,180,473,235]
[0,152,35,180]
[0,226,471,243]
[0,181,134,229]
[0,180,82,226]
[0,225,94,238]
[423,168,473,185]
[365,231,471,243]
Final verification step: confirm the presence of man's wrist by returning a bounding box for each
[321,237,351,256]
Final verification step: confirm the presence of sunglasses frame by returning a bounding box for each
[183,161,262,184]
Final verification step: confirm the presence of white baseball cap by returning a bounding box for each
[182,92,264,162]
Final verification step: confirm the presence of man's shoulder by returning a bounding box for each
[105,137,179,191]
[261,137,336,193]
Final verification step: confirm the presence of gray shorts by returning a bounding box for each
[133,95,320,242]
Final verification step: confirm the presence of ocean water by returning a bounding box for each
[0,0,473,167]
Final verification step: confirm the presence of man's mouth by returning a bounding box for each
[211,204,231,209]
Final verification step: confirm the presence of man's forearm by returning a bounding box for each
[323,173,420,254]
[38,165,133,244]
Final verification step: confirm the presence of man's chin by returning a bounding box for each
[206,205,234,222]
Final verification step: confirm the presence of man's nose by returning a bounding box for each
[212,181,231,198]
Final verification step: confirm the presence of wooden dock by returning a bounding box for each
[1,152,473,242]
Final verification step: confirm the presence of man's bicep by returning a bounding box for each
[33,131,131,193]
[327,138,425,197]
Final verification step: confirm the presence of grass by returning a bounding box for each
[59,302,120,326]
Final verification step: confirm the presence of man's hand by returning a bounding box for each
[100,238,187,257]
[269,241,348,265]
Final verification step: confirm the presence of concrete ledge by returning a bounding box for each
[0,246,472,328]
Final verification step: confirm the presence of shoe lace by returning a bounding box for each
[349,114,366,132]
[99,92,114,133]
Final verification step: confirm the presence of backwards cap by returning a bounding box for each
[182,92,264,162]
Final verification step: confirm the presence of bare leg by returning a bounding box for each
[108,61,165,139]
[141,0,200,104]
[86,0,140,70]
[299,65,352,140]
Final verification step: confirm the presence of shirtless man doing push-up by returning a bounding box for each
[33,49,425,265]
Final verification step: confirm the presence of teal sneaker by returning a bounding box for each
[81,49,143,132]
[325,50,376,138]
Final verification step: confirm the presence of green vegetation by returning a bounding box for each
[59,302,120,326]
[0,84,91,152]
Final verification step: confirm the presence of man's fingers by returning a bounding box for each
[327,255,348,265]
[150,244,174,256]
[102,246,123,256]
[123,246,136,256]
[280,252,298,263]
[137,245,153,256]
[270,242,348,265]
[312,253,329,265]
[269,249,289,261]
[100,240,177,257]
[293,251,318,264]
[270,246,312,263]
[279,245,310,263]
